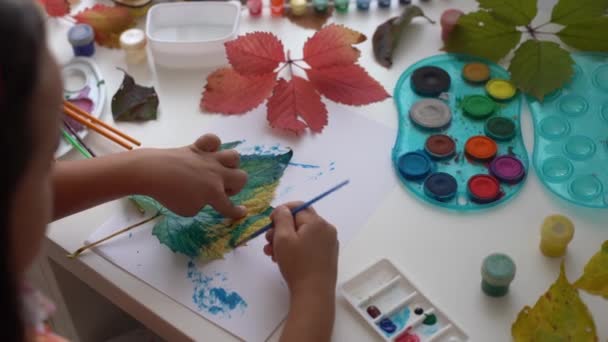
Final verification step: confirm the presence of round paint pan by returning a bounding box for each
[424,172,458,202]
[424,134,456,159]
[397,151,433,180]
[485,116,516,141]
[409,99,452,130]
[490,155,525,184]
[467,174,501,203]
[411,66,451,97]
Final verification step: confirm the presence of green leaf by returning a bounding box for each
[574,240,608,299]
[372,5,435,68]
[551,0,608,25]
[508,40,574,101]
[134,149,293,260]
[111,69,159,122]
[557,17,608,52]
[477,0,537,26]
[442,10,521,62]
[512,263,598,342]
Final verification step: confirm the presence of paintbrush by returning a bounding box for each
[236,179,350,247]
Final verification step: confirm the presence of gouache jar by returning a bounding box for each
[334,0,349,12]
[68,24,95,57]
[247,0,263,15]
[313,0,328,12]
[356,0,371,11]
[290,0,307,15]
[481,253,515,297]
[540,215,574,257]
[120,28,147,64]
[271,0,285,16]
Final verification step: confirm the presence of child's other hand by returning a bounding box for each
[138,134,248,218]
[264,203,338,298]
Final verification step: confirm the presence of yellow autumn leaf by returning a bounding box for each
[512,263,598,342]
[574,240,608,299]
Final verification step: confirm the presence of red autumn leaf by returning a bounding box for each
[306,64,390,105]
[303,24,367,68]
[267,76,328,133]
[201,68,277,114]
[225,32,286,76]
[74,4,136,48]
[38,0,70,17]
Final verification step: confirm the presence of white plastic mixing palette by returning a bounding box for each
[341,259,468,342]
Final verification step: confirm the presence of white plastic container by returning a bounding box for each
[341,259,468,342]
[146,1,241,69]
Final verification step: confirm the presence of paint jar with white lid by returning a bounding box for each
[120,28,147,64]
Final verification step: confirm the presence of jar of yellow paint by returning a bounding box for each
[540,215,574,257]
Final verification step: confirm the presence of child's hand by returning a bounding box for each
[264,203,339,297]
[138,134,248,218]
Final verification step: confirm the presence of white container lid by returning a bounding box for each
[120,28,147,49]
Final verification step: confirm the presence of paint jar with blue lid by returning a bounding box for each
[68,24,95,57]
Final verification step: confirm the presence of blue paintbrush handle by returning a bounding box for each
[239,179,350,245]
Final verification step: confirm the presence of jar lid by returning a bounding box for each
[113,0,152,7]
[462,95,496,119]
[424,172,457,201]
[467,174,500,202]
[541,215,574,244]
[397,151,433,180]
[68,24,94,46]
[411,66,451,97]
[490,155,525,184]
[486,79,517,101]
[462,62,490,83]
[424,134,455,159]
[481,253,516,286]
[465,135,497,160]
[409,99,452,130]
[485,116,516,141]
[120,28,146,49]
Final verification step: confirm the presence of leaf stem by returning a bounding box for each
[532,21,551,31]
[291,62,307,71]
[525,25,537,40]
[275,62,289,76]
[287,50,294,79]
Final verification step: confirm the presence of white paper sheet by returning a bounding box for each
[87,106,398,341]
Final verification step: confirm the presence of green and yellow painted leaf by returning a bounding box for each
[550,0,608,25]
[512,263,598,342]
[442,10,521,62]
[133,143,292,260]
[508,40,574,101]
[477,0,537,26]
[574,240,608,299]
[558,17,608,52]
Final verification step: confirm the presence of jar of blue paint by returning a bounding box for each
[68,24,95,57]
[356,0,371,11]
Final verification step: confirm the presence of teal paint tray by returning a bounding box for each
[528,52,608,208]
[393,54,529,211]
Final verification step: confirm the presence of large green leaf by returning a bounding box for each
[574,241,608,299]
[551,0,608,25]
[512,263,598,342]
[508,40,574,101]
[133,147,293,260]
[442,10,521,62]
[477,0,537,26]
[558,17,608,52]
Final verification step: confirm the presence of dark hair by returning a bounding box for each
[0,1,46,341]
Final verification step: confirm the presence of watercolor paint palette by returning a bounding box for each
[528,52,608,208]
[57,57,106,157]
[392,54,529,211]
[341,259,468,342]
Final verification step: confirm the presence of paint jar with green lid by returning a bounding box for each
[481,253,516,297]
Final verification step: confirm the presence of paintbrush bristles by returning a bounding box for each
[67,213,160,259]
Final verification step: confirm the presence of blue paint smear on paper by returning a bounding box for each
[329,161,336,171]
[128,232,132,238]
[382,306,411,336]
[187,261,247,317]
[289,162,320,169]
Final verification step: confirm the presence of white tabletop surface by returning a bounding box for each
[46,0,608,341]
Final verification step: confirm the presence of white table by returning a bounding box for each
[43,0,608,341]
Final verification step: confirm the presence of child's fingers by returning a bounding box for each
[224,169,248,196]
[263,243,273,257]
[211,193,247,219]
[194,134,221,152]
[216,150,241,169]
[271,206,296,243]
[265,229,274,243]
[294,207,319,227]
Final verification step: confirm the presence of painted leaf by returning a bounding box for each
[303,24,366,69]
[73,4,136,48]
[134,147,293,260]
[306,64,390,105]
[442,10,521,62]
[111,69,159,122]
[574,240,608,299]
[372,6,435,68]
[477,0,537,26]
[512,263,598,342]
[201,68,277,114]
[225,32,286,76]
[285,6,333,31]
[557,17,608,52]
[551,0,608,25]
[38,0,70,17]
[267,76,328,134]
[508,40,574,101]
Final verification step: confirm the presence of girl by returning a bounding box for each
[2,1,339,341]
